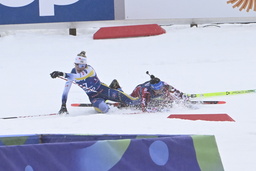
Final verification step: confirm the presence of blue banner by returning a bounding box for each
[0,134,39,146]
[0,0,114,25]
[0,134,224,171]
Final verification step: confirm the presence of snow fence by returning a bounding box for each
[0,134,224,171]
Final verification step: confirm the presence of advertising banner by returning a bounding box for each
[125,0,256,19]
[0,0,114,25]
[0,134,224,171]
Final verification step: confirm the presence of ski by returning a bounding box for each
[71,100,226,107]
[190,100,226,104]
[71,101,123,107]
[187,89,256,98]
[71,103,93,107]
[71,103,120,107]
[1,113,58,120]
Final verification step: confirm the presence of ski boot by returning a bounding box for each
[109,79,122,91]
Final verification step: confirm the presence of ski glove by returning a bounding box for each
[58,104,69,114]
[50,71,64,78]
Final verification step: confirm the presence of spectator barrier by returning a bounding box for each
[0,134,224,171]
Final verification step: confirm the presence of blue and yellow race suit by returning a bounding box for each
[61,65,140,113]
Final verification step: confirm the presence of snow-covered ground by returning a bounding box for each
[1,23,256,170]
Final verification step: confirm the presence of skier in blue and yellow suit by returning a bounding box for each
[50,51,140,114]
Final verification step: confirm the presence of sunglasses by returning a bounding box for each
[75,63,87,68]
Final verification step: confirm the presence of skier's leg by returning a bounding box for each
[91,98,109,113]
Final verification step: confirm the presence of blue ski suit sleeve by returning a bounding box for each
[61,80,72,104]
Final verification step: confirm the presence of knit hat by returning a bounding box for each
[74,51,87,64]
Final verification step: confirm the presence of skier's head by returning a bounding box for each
[146,71,164,92]
[74,51,87,70]
[150,76,164,91]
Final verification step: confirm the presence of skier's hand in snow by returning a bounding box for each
[58,104,69,114]
[143,107,159,113]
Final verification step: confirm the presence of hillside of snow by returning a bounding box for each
[1,23,256,170]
